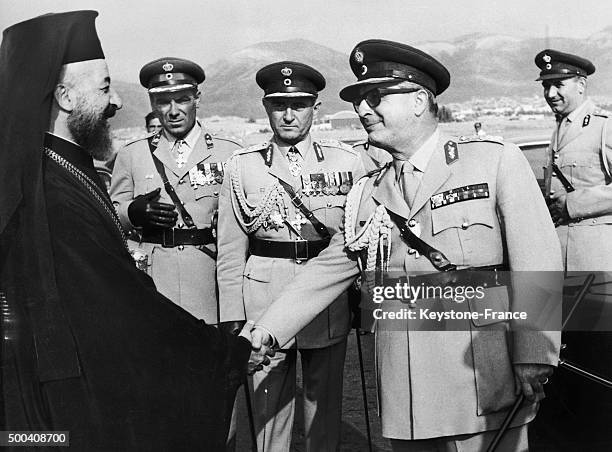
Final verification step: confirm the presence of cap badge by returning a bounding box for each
[354,49,364,63]
[281,67,292,76]
[162,62,174,72]
[284,78,292,86]
[361,65,368,76]
[165,73,173,80]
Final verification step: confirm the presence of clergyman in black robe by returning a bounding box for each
[0,11,253,451]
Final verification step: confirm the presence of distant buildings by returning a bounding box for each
[324,110,361,129]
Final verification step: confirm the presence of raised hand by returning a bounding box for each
[128,187,178,228]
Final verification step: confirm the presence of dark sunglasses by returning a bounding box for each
[352,87,421,109]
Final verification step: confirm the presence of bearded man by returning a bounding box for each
[0,11,256,451]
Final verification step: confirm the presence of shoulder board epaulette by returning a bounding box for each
[234,142,270,156]
[593,108,610,118]
[351,140,369,150]
[210,135,243,147]
[125,131,157,147]
[457,134,504,145]
[317,138,357,153]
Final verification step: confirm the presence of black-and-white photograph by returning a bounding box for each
[1,0,611,450]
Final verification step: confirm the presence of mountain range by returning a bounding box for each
[111,29,612,129]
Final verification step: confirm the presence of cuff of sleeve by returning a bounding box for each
[254,324,279,349]
[117,202,136,231]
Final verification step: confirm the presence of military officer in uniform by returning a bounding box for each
[111,58,241,324]
[217,61,365,451]
[532,49,612,450]
[250,41,563,451]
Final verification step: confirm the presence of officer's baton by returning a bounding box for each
[486,394,525,452]
[355,329,373,452]
[561,273,595,330]
[559,358,612,389]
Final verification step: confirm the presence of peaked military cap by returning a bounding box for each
[339,39,450,102]
[535,49,595,81]
[256,61,325,98]
[140,57,205,93]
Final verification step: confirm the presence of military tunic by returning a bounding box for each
[256,131,562,440]
[217,135,364,347]
[217,134,364,451]
[547,99,612,271]
[111,125,241,323]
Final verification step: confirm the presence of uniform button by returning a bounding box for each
[178,245,184,251]
[592,219,597,224]
[572,162,577,167]
[408,248,416,255]
[327,202,332,208]
[461,221,469,229]
[408,219,417,228]
[178,223,184,229]
[179,179,185,185]
[213,191,219,197]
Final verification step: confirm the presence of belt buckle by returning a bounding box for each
[294,239,308,264]
[162,228,176,248]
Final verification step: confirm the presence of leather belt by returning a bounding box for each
[398,264,508,299]
[142,227,215,248]
[249,238,330,261]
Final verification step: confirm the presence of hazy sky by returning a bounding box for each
[2,0,611,82]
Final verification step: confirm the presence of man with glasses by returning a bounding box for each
[217,61,365,451]
[250,40,562,450]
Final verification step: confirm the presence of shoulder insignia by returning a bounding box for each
[125,131,158,147]
[204,133,214,149]
[444,140,459,165]
[234,142,270,155]
[583,115,591,127]
[313,142,324,162]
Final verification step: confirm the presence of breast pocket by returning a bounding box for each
[558,152,603,185]
[308,195,346,228]
[431,199,495,235]
[193,183,222,201]
[134,178,157,197]
[431,199,498,265]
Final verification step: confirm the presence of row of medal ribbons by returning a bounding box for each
[301,171,354,196]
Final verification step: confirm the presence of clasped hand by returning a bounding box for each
[237,321,276,375]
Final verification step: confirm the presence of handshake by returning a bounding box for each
[230,320,277,374]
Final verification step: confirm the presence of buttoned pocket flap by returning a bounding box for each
[431,200,495,235]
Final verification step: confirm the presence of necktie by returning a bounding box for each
[287,146,302,178]
[173,140,187,168]
[401,162,420,209]
[556,114,569,145]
